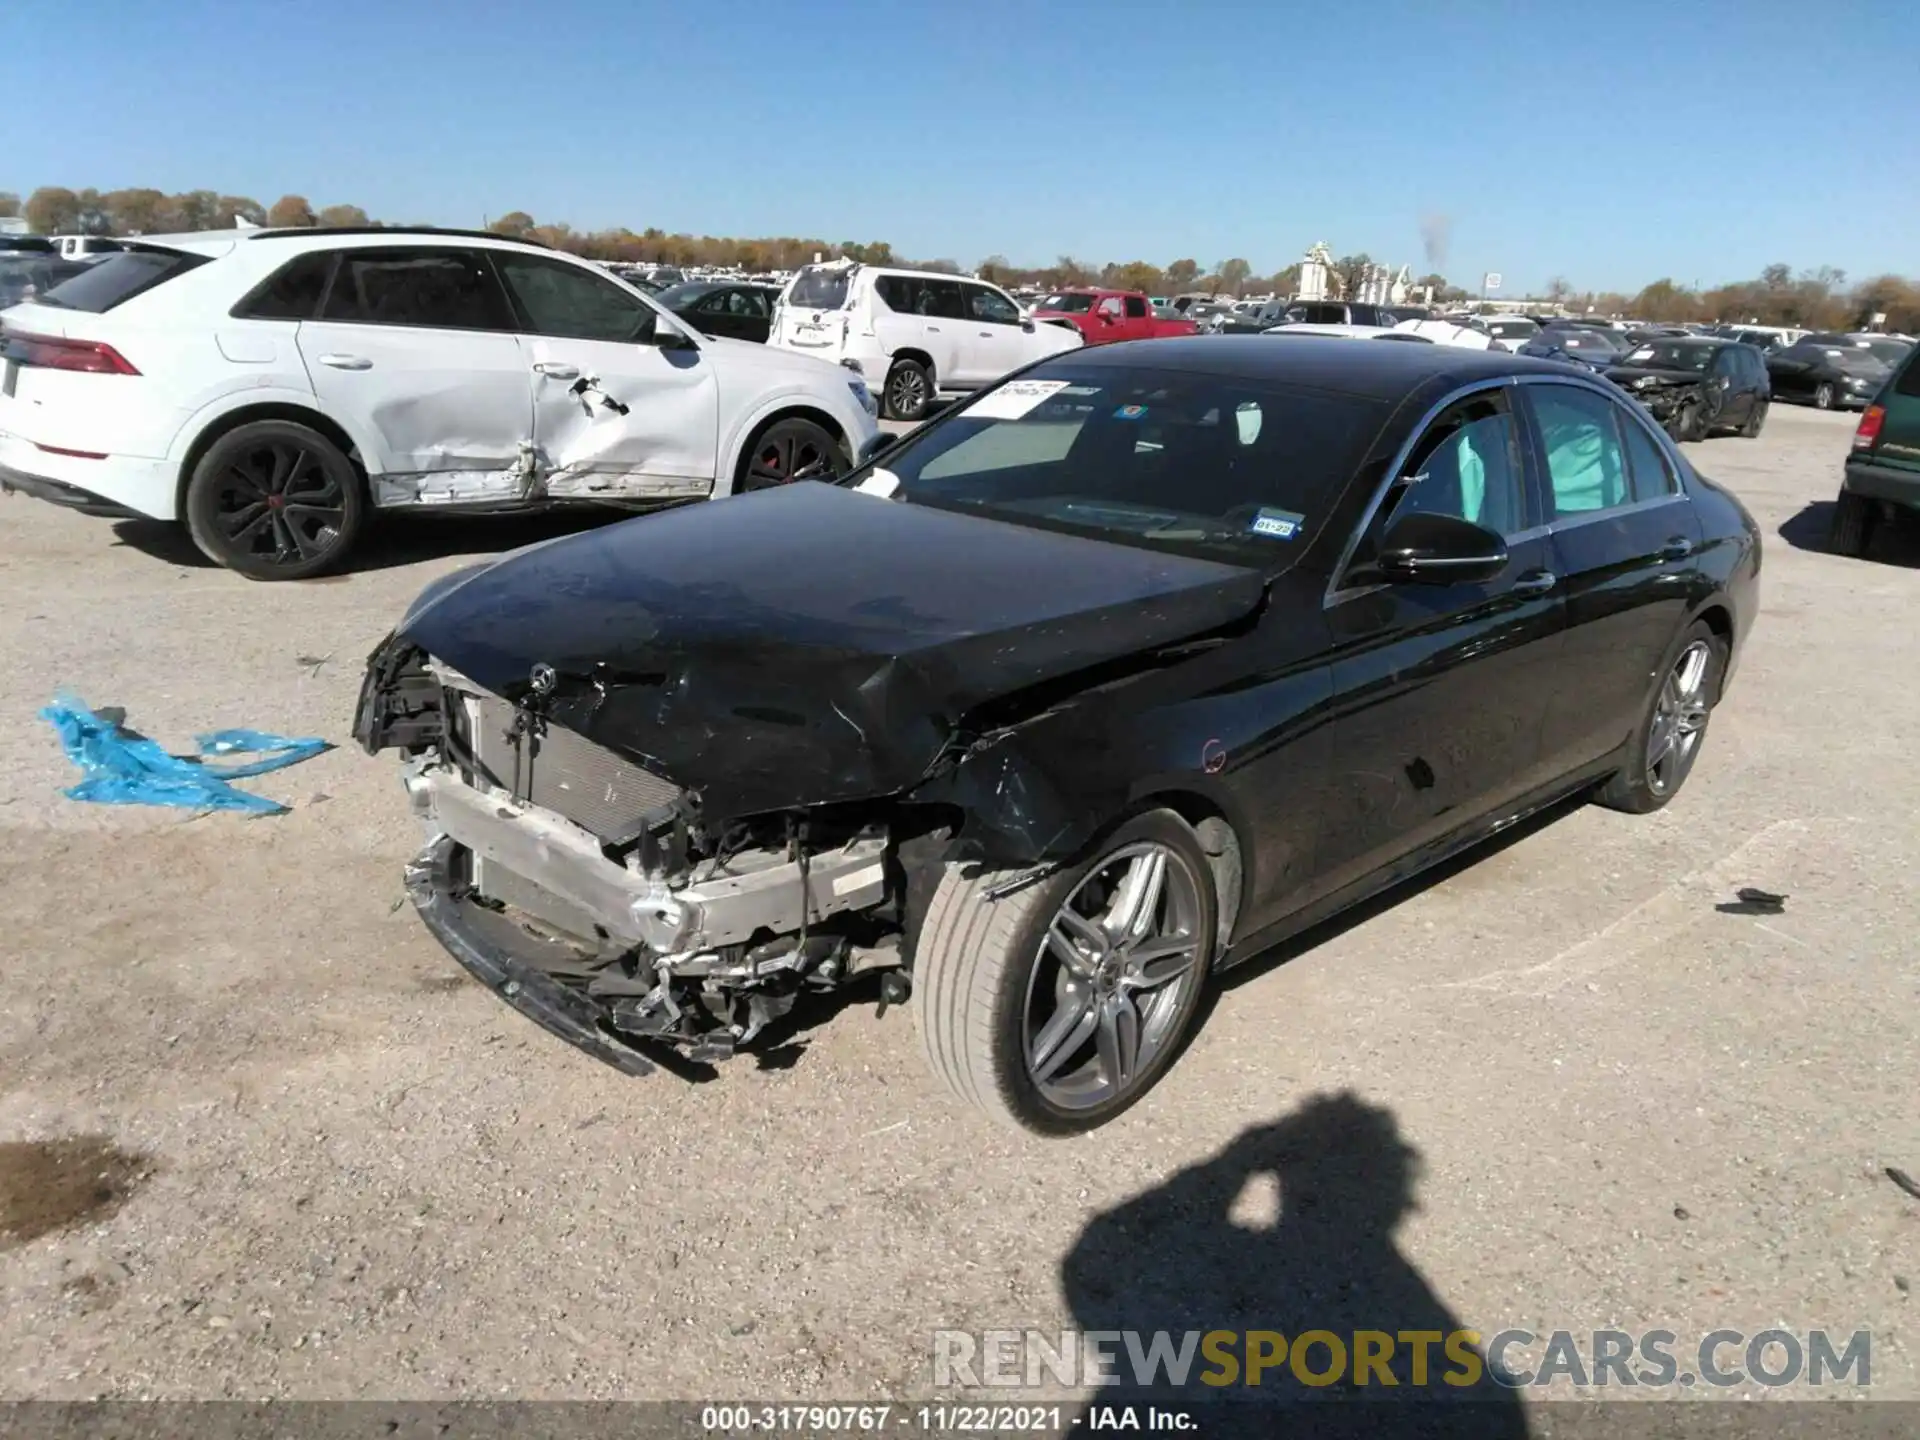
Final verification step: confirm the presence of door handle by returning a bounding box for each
[979,331,994,338]
[1660,536,1694,560]
[316,353,372,370]
[533,362,580,380]
[1512,569,1557,595]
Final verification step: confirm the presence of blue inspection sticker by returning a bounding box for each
[1248,507,1305,541]
[1114,404,1148,420]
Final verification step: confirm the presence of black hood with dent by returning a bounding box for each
[398,482,1267,821]
[1603,364,1708,387]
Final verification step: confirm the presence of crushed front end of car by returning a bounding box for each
[355,633,933,1071]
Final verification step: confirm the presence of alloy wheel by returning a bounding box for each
[1646,639,1712,796]
[1815,383,1834,410]
[887,367,927,416]
[1022,841,1205,1111]
[211,440,347,568]
[745,423,840,490]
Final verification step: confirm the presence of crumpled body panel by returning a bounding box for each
[395,482,1267,825]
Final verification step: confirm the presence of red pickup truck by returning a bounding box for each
[1029,288,1198,345]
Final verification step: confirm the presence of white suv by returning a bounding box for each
[0,227,879,579]
[769,261,1081,421]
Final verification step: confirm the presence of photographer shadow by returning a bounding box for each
[1062,1092,1529,1439]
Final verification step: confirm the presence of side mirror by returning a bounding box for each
[1376,511,1509,585]
[1020,319,1035,333]
[646,322,698,351]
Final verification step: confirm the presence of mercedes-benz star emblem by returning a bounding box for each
[528,663,557,696]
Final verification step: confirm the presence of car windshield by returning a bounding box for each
[1037,293,1095,313]
[785,266,852,310]
[1487,320,1537,337]
[848,363,1384,568]
[1620,342,1714,371]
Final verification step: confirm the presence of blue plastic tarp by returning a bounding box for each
[40,696,331,815]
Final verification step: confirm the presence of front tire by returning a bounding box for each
[883,358,933,422]
[1667,400,1701,443]
[736,416,846,492]
[1741,400,1768,438]
[1829,491,1877,557]
[1595,620,1724,815]
[1814,382,1835,410]
[183,420,365,581]
[913,810,1216,1135]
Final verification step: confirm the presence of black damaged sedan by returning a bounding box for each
[356,338,1760,1134]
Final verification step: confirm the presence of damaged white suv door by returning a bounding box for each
[491,251,717,503]
[295,245,535,501]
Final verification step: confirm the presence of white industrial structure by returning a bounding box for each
[1294,241,1411,305]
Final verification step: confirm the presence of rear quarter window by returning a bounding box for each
[37,247,210,314]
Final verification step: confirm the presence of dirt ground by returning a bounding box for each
[0,405,1915,1410]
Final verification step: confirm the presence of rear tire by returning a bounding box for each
[1595,620,1724,815]
[1741,401,1768,438]
[1828,491,1876,558]
[183,420,365,581]
[883,358,933,422]
[913,810,1216,1135]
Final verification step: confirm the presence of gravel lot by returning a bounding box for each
[1,405,1915,1409]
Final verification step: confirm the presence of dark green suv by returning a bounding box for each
[1833,341,1920,555]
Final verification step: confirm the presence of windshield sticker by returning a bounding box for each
[1627,347,1656,362]
[1248,507,1305,541]
[1114,404,1149,421]
[966,379,1072,420]
[853,468,900,499]
[1058,385,1105,396]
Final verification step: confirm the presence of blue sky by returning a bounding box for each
[8,0,1917,295]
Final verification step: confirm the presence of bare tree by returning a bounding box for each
[1218,258,1252,297]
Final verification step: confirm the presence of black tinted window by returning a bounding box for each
[921,279,965,319]
[321,249,511,330]
[1895,351,1920,399]
[494,253,654,342]
[874,363,1383,568]
[1124,295,1148,319]
[37,247,209,314]
[787,266,851,310]
[875,274,921,312]
[233,250,334,320]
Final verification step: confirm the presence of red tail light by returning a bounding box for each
[1853,404,1884,451]
[3,331,140,375]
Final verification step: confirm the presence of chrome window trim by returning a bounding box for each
[1322,375,1521,608]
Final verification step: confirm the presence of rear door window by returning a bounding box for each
[1528,384,1633,518]
[321,248,514,331]
[921,279,966,320]
[1124,295,1148,319]
[1895,351,1920,398]
[1617,409,1678,501]
[37,246,211,314]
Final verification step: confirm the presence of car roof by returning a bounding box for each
[1068,334,1574,398]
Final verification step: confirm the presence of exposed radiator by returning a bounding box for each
[465,691,681,844]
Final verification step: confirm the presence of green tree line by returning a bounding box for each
[5,187,1914,328]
